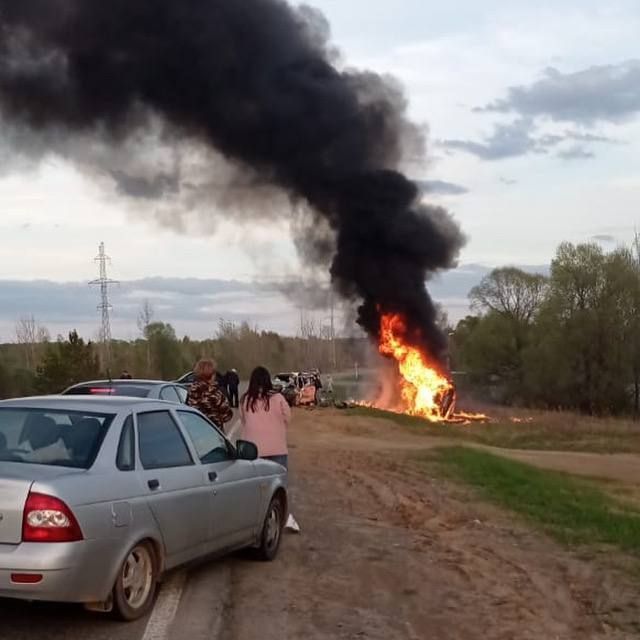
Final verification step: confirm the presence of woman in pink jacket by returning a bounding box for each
[240,366,291,468]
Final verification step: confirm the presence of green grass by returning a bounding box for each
[345,406,446,430]
[427,447,640,553]
[345,406,640,454]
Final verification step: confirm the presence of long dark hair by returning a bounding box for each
[243,366,273,413]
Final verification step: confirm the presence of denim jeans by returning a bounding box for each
[263,454,288,470]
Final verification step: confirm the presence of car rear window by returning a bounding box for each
[0,408,115,469]
[64,384,152,398]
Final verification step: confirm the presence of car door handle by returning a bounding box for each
[208,471,218,482]
[148,479,160,490]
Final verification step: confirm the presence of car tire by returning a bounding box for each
[112,541,158,621]
[255,495,285,561]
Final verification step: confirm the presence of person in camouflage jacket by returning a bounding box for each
[187,358,233,429]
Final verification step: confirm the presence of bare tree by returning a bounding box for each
[137,300,155,375]
[15,315,49,369]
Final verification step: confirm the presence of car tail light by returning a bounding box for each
[90,387,114,394]
[22,492,83,543]
[11,573,43,584]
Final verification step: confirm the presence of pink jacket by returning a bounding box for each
[240,392,291,457]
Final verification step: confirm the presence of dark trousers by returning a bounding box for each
[228,386,239,408]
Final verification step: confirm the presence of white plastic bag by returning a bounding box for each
[285,513,301,533]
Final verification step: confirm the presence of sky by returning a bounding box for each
[0,0,638,340]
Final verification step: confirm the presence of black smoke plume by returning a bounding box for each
[0,0,464,360]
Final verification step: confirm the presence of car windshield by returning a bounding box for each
[64,383,152,398]
[0,408,115,469]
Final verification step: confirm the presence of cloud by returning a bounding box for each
[557,146,595,161]
[446,61,634,162]
[499,177,517,186]
[441,117,617,161]
[442,118,539,160]
[0,266,551,341]
[428,263,549,302]
[564,131,617,144]
[0,278,273,335]
[480,60,640,125]
[415,179,469,196]
[440,118,559,161]
[591,234,617,244]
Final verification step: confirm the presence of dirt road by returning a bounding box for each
[2,409,638,639]
[218,410,639,639]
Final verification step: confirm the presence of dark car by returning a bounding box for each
[176,371,227,391]
[62,379,188,404]
[176,371,196,386]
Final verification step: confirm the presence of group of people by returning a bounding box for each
[117,359,290,468]
[187,359,290,469]
[216,368,240,409]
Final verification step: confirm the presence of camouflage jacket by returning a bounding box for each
[187,380,233,427]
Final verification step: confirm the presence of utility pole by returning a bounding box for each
[89,242,118,371]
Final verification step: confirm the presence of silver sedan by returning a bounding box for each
[62,379,190,403]
[0,396,287,620]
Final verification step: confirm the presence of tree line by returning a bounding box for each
[4,239,638,416]
[0,311,367,399]
[451,240,640,416]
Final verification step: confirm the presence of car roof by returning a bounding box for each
[0,395,174,412]
[66,379,172,386]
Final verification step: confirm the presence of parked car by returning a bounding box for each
[175,371,227,391]
[62,379,189,404]
[175,371,196,387]
[0,396,288,620]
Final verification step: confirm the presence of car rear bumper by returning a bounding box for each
[0,539,119,603]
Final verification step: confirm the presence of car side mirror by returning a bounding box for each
[236,439,258,461]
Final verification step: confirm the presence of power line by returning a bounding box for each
[89,242,118,367]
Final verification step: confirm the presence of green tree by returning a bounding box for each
[36,330,101,393]
[145,322,185,379]
[524,243,637,414]
[459,267,547,401]
[470,267,547,343]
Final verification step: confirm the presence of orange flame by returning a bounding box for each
[376,313,486,423]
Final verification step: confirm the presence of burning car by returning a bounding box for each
[272,373,300,406]
[369,313,486,424]
[272,372,322,407]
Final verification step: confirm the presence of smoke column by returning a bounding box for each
[0,0,464,360]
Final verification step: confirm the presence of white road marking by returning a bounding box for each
[141,571,186,640]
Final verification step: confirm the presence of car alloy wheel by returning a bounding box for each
[112,541,158,620]
[265,502,281,553]
[256,496,284,561]
[122,544,154,610]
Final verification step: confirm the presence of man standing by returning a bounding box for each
[226,368,240,408]
[215,370,228,398]
[187,359,233,431]
[312,370,322,405]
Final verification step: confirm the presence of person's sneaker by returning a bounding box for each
[285,514,301,533]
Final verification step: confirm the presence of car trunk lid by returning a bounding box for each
[0,478,32,544]
[0,464,84,544]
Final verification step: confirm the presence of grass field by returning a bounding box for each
[424,447,640,554]
[346,406,640,454]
